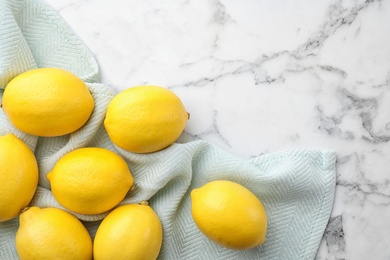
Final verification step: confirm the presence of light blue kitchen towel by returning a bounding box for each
[0,0,337,259]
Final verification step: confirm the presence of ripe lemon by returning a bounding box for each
[2,67,94,137]
[16,206,92,260]
[191,180,267,250]
[104,85,189,153]
[47,147,134,215]
[93,201,163,260]
[0,134,38,222]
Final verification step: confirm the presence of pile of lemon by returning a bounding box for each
[0,68,268,259]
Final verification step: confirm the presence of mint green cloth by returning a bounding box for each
[0,0,337,259]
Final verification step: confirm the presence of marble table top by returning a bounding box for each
[45,0,390,259]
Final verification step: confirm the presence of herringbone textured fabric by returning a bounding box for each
[0,0,337,259]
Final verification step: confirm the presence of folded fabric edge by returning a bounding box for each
[247,148,337,259]
[300,150,337,259]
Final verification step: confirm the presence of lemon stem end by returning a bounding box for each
[140,200,149,206]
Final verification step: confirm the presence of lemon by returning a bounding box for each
[104,85,189,153]
[0,134,38,222]
[1,67,94,137]
[47,147,134,215]
[93,201,163,260]
[16,206,92,260]
[191,180,267,250]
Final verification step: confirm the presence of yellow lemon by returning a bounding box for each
[93,201,163,260]
[0,134,38,222]
[2,67,94,137]
[104,85,189,153]
[47,147,134,215]
[191,180,267,250]
[16,206,92,260]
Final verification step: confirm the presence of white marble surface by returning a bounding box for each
[44,0,390,259]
